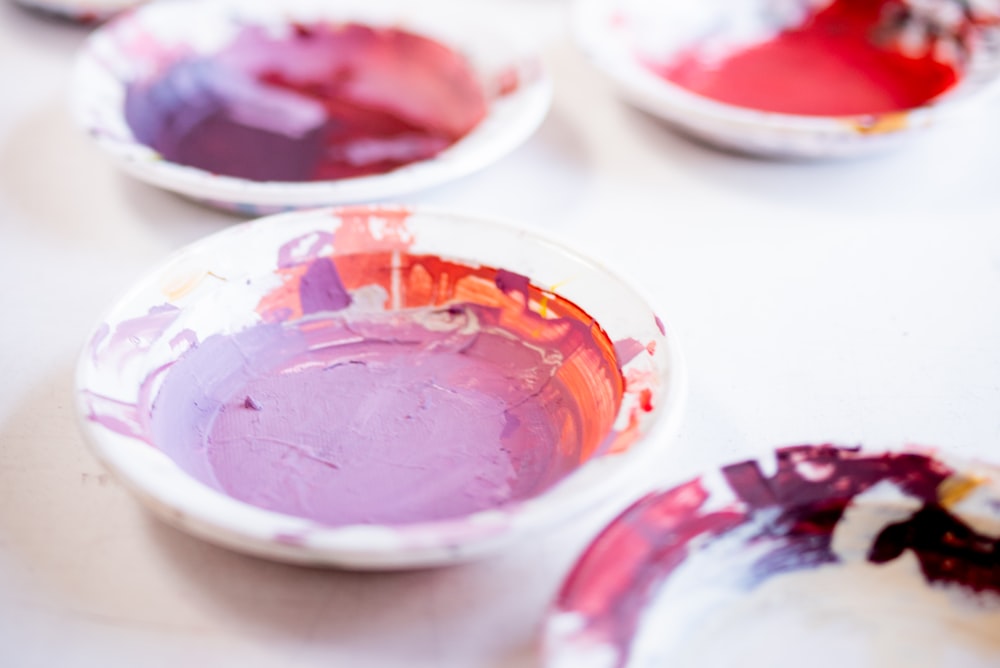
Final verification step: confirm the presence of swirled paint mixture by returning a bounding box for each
[140,243,625,525]
[124,22,487,181]
[549,445,1000,668]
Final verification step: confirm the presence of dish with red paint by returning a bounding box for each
[75,206,685,568]
[71,0,551,213]
[574,0,1000,157]
[545,445,1000,668]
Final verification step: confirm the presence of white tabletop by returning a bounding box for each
[2,1,1000,666]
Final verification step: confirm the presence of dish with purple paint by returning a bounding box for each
[71,0,551,213]
[544,445,1000,667]
[75,205,685,568]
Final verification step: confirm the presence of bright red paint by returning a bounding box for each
[652,0,960,116]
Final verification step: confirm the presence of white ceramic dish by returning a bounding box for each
[573,0,1000,158]
[545,445,1000,667]
[75,205,686,569]
[15,0,140,22]
[71,0,552,214]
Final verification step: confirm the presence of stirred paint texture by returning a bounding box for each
[145,216,624,526]
[124,22,488,182]
[649,0,961,116]
[552,445,1000,668]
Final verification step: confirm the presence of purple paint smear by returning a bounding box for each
[299,257,352,314]
[612,338,646,367]
[124,23,488,182]
[150,304,590,526]
[494,268,531,300]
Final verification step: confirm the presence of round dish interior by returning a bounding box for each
[546,445,1000,667]
[575,0,1000,156]
[72,0,552,211]
[76,206,680,566]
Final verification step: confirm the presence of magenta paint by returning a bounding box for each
[124,22,488,182]
[149,303,596,525]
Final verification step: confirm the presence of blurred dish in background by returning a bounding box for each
[574,0,1000,158]
[72,0,551,214]
[15,0,141,23]
[545,444,1000,668]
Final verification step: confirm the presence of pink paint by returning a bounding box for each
[125,22,487,182]
[651,0,961,116]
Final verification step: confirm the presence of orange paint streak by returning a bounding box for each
[257,264,310,322]
[606,411,642,455]
[256,211,628,465]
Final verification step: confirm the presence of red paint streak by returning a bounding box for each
[555,479,748,666]
[638,389,653,412]
[653,0,960,115]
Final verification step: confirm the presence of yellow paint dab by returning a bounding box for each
[937,473,988,509]
[162,270,227,301]
[849,112,909,135]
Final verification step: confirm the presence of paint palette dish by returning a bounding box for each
[75,205,685,568]
[15,0,141,23]
[574,0,1000,158]
[544,444,1000,668]
[71,0,552,214]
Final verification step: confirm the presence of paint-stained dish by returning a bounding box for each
[75,206,685,568]
[574,0,1000,157]
[545,445,1000,668]
[15,0,140,23]
[71,0,551,214]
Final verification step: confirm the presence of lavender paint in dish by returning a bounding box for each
[76,206,683,567]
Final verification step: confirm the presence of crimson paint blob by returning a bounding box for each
[124,23,488,182]
[651,0,961,116]
[147,254,625,527]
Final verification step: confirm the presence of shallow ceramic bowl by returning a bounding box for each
[75,205,686,569]
[15,0,140,22]
[574,0,1000,158]
[71,0,552,214]
[545,444,1000,667]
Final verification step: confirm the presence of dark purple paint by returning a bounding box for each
[870,503,1000,594]
[494,269,531,299]
[124,23,488,182]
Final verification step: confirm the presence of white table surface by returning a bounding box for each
[2,1,1000,666]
